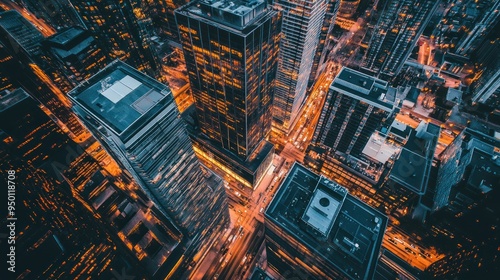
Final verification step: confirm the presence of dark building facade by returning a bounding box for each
[310,67,397,158]
[142,0,189,42]
[69,61,229,241]
[175,0,280,188]
[42,27,109,93]
[0,10,44,61]
[273,0,331,133]
[362,0,439,79]
[264,163,387,279]
[70,0,159,74]
[23,0,81,29]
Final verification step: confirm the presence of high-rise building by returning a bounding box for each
[455,0,500,56]
[175,0,280,188]
[23,0,81,29]
[0,88,151,279]
[338,0,360,18]
[470,24,500,105]
[264,162,387,279]
[0,44,18,92]
[68,60,229,238]
[387,121,440,220]
[0,10,44,61]
[273,0,329,133]
[307,0,340,89]
[42,27,109,93]
[362,0,439,79]
[0,11,88,139]
[310,67,397,158]
[70,0,159,74]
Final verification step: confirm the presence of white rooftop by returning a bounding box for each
[101,75,142,103]
[362,133,400,164]
[303,188,340,236]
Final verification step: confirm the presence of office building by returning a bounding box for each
[0,88,152,279]
[23,0,81,29]
[310,67,397,157]
[42,27,109,93]
[362,0,439,79]
[273,0,328,133]
[264,162,387,279]
[455,0,500,56]
[70,0,159,74]
[141,0,189,42]
[470,27,500,105]
[338,0,360,18]
[175,0,280,188]
[0,10,44,60]
[0,44,17,92]
[426,130,463,212]
[68,60,229,238]
[307,0,340,89]
[387,121,440,219]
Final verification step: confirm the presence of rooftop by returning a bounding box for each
[362,132,400,164]
[266,163,387,280]
[332,67,395,111]
[446,88,462,104]
[179,0,267,29]
[467,149,500,191]
[68,60,172,137]
[45,28,96,59]
[388,119,412,140]
[47,27,85,46]
[390,122,440,194]
[0,88,29,112]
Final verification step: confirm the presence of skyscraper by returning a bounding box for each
[307,0,340,89]
[175,0,280,188]
[338,0,360,18]
[310,67,397,157]
[68,60,229,237]
[387,121,440,220]
[265,162,387,279]
[455,0,500,56]
[69,0,159,74]
[42,27,109,93]
[23,0,81,29]
[273,0,329,133]
[362,0,439,79]
[141,0,189,42]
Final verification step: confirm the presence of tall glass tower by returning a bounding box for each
[273,0,329,134]
[175,0,281,189]
[69,60,229,237]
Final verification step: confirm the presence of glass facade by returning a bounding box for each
[42,27,109,93]
[69,61,229,237]
[176,1,281,160]
[362,0,438,78]
[273,0,328,133]
[307,0,340,89]
[264,163,387,280]
[311,68,395,157]
[71,0,159,74]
